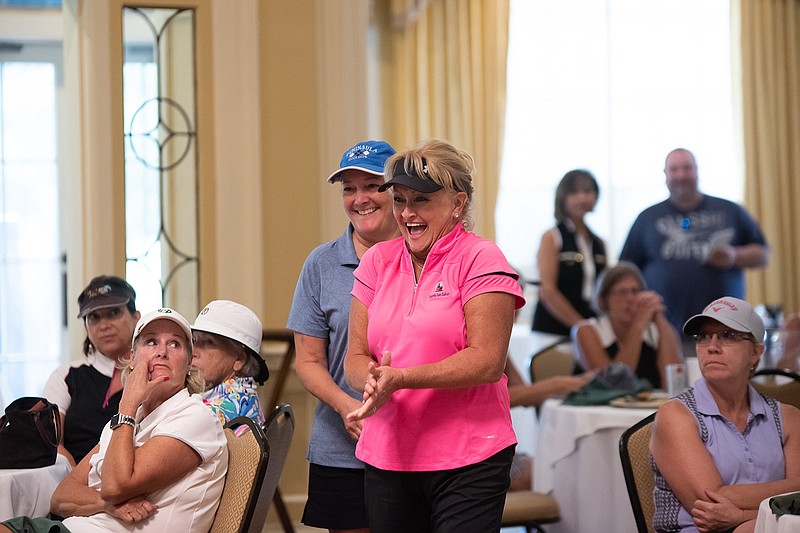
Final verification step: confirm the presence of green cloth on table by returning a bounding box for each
[770,491,800,516]
[562,376,650,406]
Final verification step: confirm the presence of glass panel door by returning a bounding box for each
[0,42,63,407]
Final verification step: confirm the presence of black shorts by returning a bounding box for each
[302,463,368,530]
[364,445,515,533]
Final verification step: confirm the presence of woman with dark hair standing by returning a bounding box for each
[532,169,606,335]
[43,275,141,465]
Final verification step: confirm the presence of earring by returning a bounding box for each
[454,212,459,219]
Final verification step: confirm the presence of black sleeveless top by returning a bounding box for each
[64,365,122,463]
[606,340,661,388]
[532,222,606,335]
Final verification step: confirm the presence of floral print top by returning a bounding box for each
[201,377,265,426]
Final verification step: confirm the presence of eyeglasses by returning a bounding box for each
[692,329,755,346]
[608,287,641,298]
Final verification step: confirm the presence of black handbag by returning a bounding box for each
[0,396,62,469]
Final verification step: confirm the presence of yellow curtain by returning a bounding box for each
[384,0,510,239]
[736,0,800,314]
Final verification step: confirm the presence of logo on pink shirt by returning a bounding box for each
[429,281,450,299]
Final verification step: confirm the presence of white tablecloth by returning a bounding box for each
[755,493,800,533]
[534,398,656,533]
[507,325,568,456]
[0,453,72,520]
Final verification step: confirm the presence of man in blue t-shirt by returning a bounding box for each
[619,148,768,350]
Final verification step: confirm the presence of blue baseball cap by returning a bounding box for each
[326,140,396,183]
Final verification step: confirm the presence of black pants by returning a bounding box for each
[364,445,514,533]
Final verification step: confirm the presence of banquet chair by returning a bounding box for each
[529,339,572,383]
[209,416,270,533]
[751,368,800,409]
[259,330,297,532]
[619,412,657,533]
[261,329,296,410]
[253,404,296,533]
[501,490,561,532]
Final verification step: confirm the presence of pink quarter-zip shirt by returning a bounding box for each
[352,225,525,471]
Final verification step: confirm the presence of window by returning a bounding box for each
[123,7,200,315]
[497,0,737,319]
[0,42,63,406]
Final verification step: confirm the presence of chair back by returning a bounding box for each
[529,339,573,383]
[261,329,296,410]
[619,412,657,533]
[751,368,800,409]
[209,416,270,533]
[249,404,295,532]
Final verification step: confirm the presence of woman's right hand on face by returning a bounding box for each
[120,360,167,412]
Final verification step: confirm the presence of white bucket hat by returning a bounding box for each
[192,300,269,383]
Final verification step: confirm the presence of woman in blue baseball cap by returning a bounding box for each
[287,140,400,532]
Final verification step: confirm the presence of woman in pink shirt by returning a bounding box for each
[344,139,525,532]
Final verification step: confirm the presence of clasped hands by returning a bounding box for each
[632,291,666,324]
[108,495,157,524]
[347,350,401,422]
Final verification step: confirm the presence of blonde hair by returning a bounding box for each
[386,138,476,231]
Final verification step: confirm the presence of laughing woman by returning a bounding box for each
[345,139,525,532]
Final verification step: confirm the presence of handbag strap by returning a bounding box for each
[32,406,61,449]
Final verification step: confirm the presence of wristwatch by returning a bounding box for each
[110,413,136,430]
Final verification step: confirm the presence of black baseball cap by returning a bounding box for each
[77,275,136,319]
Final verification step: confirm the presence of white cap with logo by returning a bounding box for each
[683,296,765,342]
[132,308,193,349]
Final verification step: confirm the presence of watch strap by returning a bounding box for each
[110,413,136,430]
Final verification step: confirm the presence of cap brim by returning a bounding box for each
[378,174,443,193]
[326,165,385,183]
[246,346,270,384]
[78,298,131,319]
[683,313,753,335]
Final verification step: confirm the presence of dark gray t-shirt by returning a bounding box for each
[620,195,767,333]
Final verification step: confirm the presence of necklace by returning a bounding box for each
[411,254,425,272]
[353,235,371,259]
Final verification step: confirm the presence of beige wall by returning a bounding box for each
[59,0,378,522]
